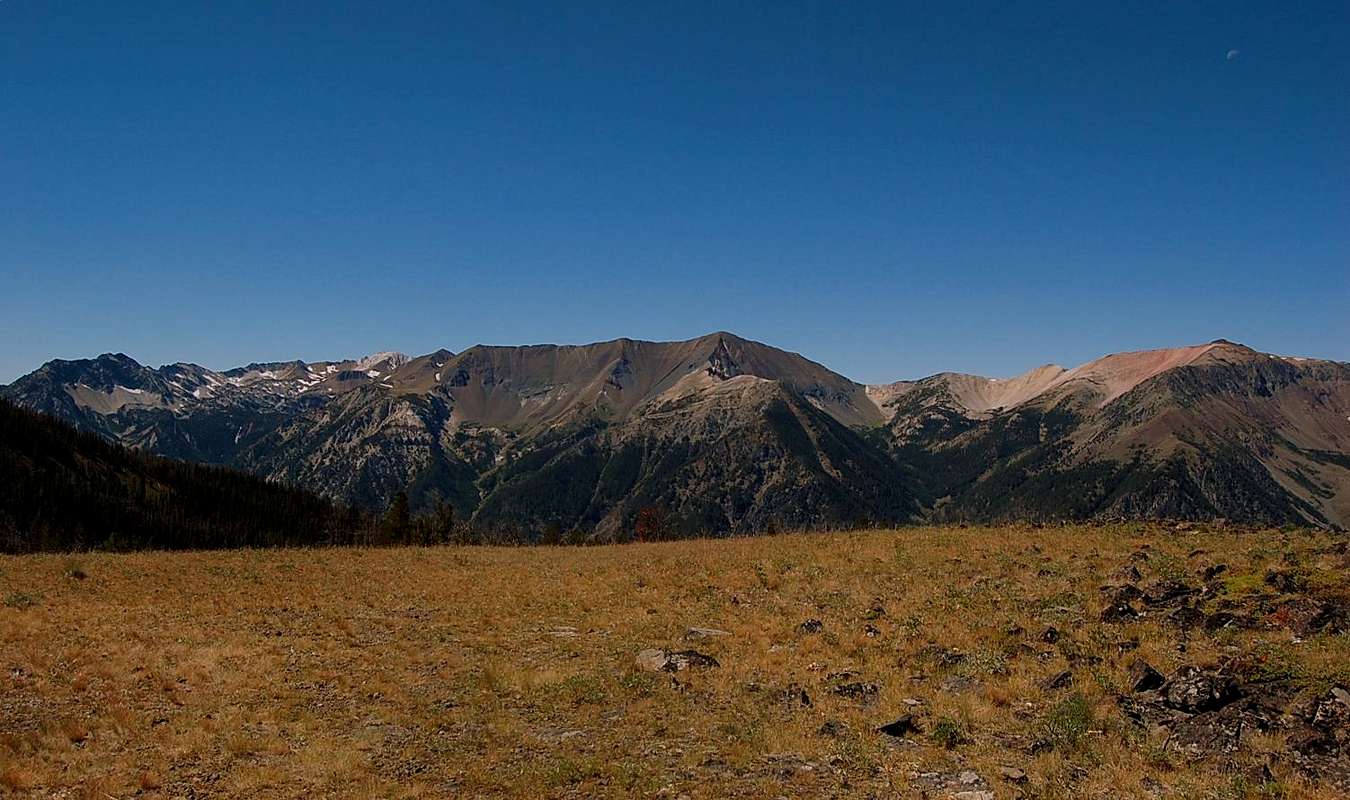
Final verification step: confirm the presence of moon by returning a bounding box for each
[1226,49,1240,61]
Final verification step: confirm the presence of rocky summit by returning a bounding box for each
[4,333,1349,537]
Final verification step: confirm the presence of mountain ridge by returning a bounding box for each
[5,333,1348,535]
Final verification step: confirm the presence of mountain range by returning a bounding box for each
[5,333,1348,536]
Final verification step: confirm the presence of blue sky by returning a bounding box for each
[2,1,1346,384]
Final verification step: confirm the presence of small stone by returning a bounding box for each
[683,627,731,640]
[877,714,918,738]
[1143,579,1198,607]
[798,619,824,634]
[1039,626,1060,643]
[1128,659,1165,693]
[664,650,719,671]
[1039,670,1073,691]
[1112,563,1143,583]
[1101,600,1140,623]
[635,649,668,672]
[958,770,981,785]
[634,648,720,673]
[1000,766,1028,783]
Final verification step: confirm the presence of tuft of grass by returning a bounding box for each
[4,591,39,609]
[928,716,969,749]
[1039,692,1095,752]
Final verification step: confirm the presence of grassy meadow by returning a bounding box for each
[2,524,1348,798]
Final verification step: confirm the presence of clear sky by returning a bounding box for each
[2,1,1347,385]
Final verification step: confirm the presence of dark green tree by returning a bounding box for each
[381,491,412,544]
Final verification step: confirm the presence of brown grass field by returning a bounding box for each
[2,524,1348,799]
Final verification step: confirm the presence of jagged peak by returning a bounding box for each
[354,351,411,371]
[705,336,742,381]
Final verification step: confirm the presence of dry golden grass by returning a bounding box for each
[1,523,1347,798]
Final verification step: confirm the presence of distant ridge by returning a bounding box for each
[4,333,1348,535]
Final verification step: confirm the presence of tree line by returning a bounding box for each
[1,398,701,553]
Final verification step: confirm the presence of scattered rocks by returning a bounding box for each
[797,618,824,634]
[1265,568,1307,594]
[1143,579,1198,607]
[1202,611,1244,633]
[863,624,881,638]
[912,769,992,799]
[635,648,720,673]
[1128,659,1165,692]
[1269,596,1346,636]
[833,682,880,703]
[1202,564,1228,581]
[775,683,811,709]
[1165,604,1205,630]
[918,645,968,668]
